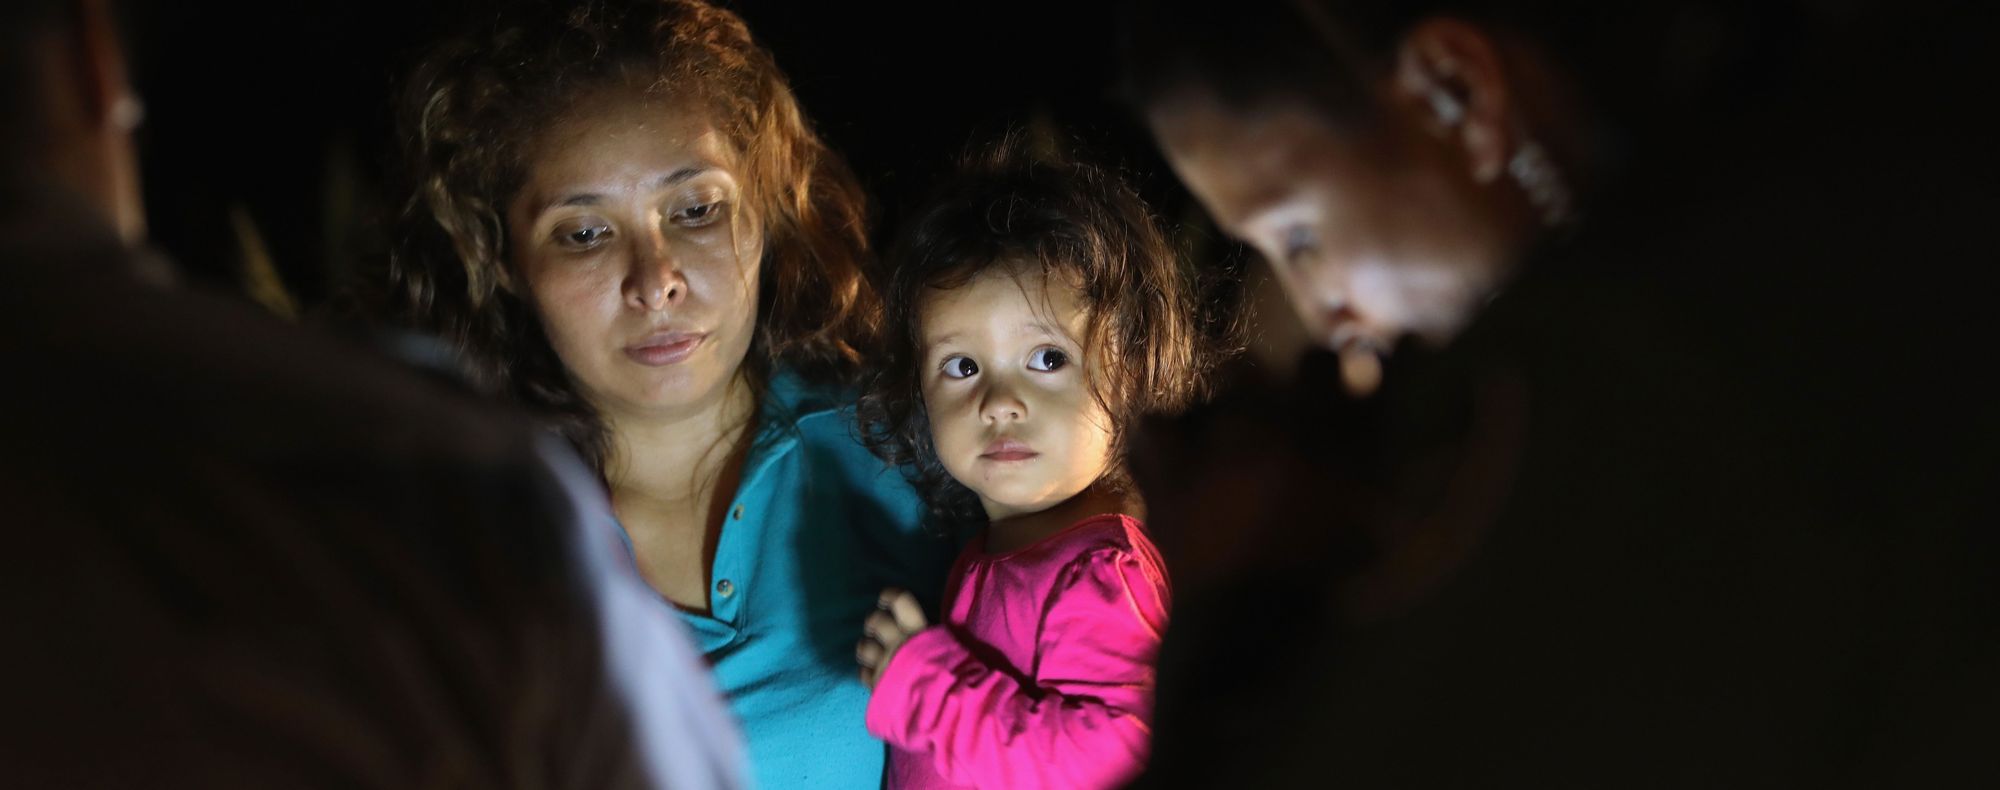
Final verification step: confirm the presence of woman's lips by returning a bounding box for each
[980,438,1038,462]
[624,331,707,366]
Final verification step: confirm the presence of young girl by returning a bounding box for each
[855,138,1221,789]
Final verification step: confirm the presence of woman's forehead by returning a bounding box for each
[542,96,728,163]
[514,97,739,210]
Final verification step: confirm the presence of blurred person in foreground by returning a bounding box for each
[0,1,741,786]
[1121,0,1997,785]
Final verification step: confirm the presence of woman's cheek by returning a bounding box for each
[541,269,599,321]
[527,263,620,367]
[680,236,760,315]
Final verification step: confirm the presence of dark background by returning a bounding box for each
[125,1,1223,318]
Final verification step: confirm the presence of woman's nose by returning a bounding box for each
[625,240,687,312]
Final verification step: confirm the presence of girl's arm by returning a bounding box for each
[865,547,1169,790]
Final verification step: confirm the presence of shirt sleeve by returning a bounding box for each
[539,434,748,790]
[865,547,1170,789]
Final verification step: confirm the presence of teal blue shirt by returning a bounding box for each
[652,370,955,790]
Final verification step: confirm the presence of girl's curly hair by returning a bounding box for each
[381,0,877,470]
[859,134,1235,528]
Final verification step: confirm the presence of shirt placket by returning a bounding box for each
[690,416,799,652]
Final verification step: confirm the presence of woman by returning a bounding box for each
[384,2,954,787]
[1121,0,1991,785]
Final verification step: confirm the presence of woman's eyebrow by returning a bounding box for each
[653,165,712,190]
[550,193,604,209]
[539,166,716,213]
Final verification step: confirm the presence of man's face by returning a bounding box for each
[1150,95,1517,357]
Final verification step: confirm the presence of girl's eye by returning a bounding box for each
[1282,225,1318,267]
[941,355,980,380]
[558,223,613,248]
[1026,347,1068,372]
[673,200,725,227]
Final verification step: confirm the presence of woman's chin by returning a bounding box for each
[590,369,735,420]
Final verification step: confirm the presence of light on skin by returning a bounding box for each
[20,0,147,244]
[1146,18,1542,390]
[916,266,1119,528]
[506,90,763,610]
[857,264,1135,688]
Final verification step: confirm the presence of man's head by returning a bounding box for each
[2,0,145,243]
[1123,1,1568,366]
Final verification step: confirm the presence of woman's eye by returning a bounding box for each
[941,355,980,379]
[673,200,725,227]
[558,223,613,248]
[1027,347,1068,372]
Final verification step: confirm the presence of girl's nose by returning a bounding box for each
[980,381,1027,424]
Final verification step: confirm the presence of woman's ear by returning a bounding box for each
[1389,17,1515,185]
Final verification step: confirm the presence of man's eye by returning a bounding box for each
[1027,347,1068,372]
[1282,225,1318,266]
[941,355,980,379]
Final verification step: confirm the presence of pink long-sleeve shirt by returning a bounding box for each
[866,513,1171,790]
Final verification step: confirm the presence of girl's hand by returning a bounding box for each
[857,588,928,689]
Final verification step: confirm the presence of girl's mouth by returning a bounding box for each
[980,437,1038,462]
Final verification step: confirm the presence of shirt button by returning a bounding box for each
[731,504,745,521]
[715,579,735,598]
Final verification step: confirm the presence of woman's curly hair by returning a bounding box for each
[859,134,1235,528]
[382,0,877,470]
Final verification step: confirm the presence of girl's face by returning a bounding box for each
[507,92,763,424]
[918,267,1116,522]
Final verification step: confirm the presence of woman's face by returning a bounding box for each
[1149,95,1519,355]
[508,93,762,424]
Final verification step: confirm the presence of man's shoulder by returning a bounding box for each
[7,258,534,467]
[2,237,585,625]
[0,246,568,544]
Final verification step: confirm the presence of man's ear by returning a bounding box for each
[1388,17,1514,185]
